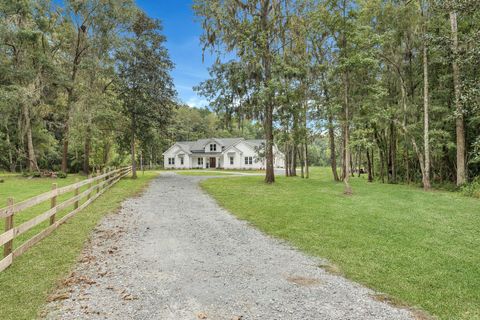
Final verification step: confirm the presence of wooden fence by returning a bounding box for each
[0,166,132,272]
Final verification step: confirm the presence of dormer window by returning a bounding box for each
[210,144,216,152]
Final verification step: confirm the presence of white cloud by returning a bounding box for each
[185,96,209,109]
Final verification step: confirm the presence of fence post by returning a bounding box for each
[87,174,92,200]
[50,183,57,225]
[3,197,14,258]
[74,178,79,209]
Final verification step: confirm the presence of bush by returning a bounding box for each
[0,179,4,183]
[461,177,480,198]
[21,172,30,177]
[56,172,67,179]
[32,171,41,178]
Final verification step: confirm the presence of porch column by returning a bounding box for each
[203,157,206,169]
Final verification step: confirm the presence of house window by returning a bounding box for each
[168,158,175,165]
[210,144,216,151]
[230,157,234,165]
[198,158,203,166]
[244,157,253,165]
[180,157,184,165]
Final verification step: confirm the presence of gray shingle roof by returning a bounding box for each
[176,138,264,154]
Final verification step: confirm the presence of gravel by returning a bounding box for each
[44,173,413,320]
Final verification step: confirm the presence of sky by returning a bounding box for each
[135,0,215,109]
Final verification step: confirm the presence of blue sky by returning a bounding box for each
[135,0,214,108]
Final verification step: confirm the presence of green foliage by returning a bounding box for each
[115,12,176,176]
[0,1,180,175]
[32,171,41,178]
[461,177,480,198]
[56,172,67,179]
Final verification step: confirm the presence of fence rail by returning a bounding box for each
[0,166,132,272]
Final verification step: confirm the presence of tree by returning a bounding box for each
[59,0,134,172]
[194,0,293,184]
[116,12,176,178]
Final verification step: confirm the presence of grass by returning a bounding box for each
[0,171,159,320]
[201,167,480,320]
[0,174,85,204]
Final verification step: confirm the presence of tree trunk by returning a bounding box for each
[350,151,354,177]
[264,102,275,183]
[304,142,309,179]
[291,145,297,176]
[62,135,68,173]
[341,129,346,181]
[22,103,39,172]
[284,142,290,176]
[422,34,431,190]
[357,149,362,178]
[83,124,91,175]
[328,115,340,181]
[5,122,15,172]
[404,147,410,183]
[131,116,137,179]
[299,144,305,178]
[343,79,352,195]
[367,148,373,182]
[371,148,375,178]
[379,147,385,183]
[389,121,397,183]
[103,141,110,165]
[450,11,466,186]
[260,0,274,184]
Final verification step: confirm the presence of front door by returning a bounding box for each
[209,157,216,168]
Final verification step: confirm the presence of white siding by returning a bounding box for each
[164,139,284,170]
[204,142,219,153]
[232,142,264,169]
[163,145,190,169]
[222,150,243,169]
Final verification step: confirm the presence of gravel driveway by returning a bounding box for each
[44,173,413,320]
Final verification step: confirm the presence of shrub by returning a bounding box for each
[56,172,67,179]
[461,177,480,198]
[21,172,30,177]
[0,179,4,183]
[32,171,41,178]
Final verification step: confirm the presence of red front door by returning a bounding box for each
[209,157,216,168]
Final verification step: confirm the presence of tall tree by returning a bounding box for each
[59,0,134,172]
[449,10,465,186]
[194,0,292,183]
[116,12,176,178]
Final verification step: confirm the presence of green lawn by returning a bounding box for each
[201,167,480,320]
[0,171,159,320]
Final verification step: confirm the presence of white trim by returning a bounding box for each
[162,143,191,156]
[221,144,243,155]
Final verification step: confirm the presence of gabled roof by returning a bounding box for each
[162,143,191,155]
[165,138,266,155]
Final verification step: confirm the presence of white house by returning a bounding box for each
[163,138,285,170]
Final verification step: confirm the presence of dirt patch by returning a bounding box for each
[287,276,323,286]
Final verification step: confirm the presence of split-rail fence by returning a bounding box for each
[0,166,132,272]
